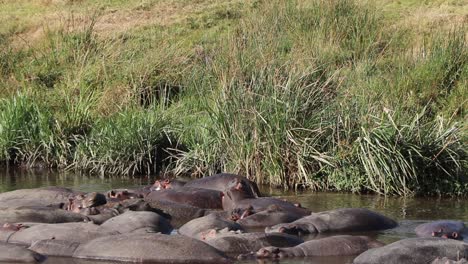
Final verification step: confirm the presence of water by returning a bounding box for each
[1,168,467,264]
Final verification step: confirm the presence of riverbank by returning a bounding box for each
[0,0,466,195]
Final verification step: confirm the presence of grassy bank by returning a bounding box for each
[0,0,466,195]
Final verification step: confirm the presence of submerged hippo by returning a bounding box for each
[222,179,310,217]
[266,208,397,235]
[415,220,466,240]
[203,230,304,254]
[145,187,223,209]
[6,222,116,246]
[185,173,261,197]
[0,187,83,209]
[179,213,243,240]
[353,237,468,264]
[73,233,230,263]
[66,192,107,213]
[0,208,89,224]
[152,179,187,191]
[106,189,144,201]
[146,199,208,227]
[240,235,383,259]
[236,204,305,229]
[100,211,172,234]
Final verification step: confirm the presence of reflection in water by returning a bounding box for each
[0,167,153,193]
[0,169,467,264]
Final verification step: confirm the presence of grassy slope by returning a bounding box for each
[0,0,466,195]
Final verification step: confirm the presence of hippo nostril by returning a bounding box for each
[279,227,286,233]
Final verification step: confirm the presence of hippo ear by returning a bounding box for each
[154,181,162,190]
[452,232,458,239]
[249,184,258,198]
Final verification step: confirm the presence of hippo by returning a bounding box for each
[145,187,223,209]
[146,199,208,227]
[222,180,310,216]
[415,220,466,240]
[5,222,117,246]
[152,179,187,191]
[265,208,397,235]
[353,237,468,264]
[432,257,468,264]
[66,192,107,213]
[0,187,83,209]
[100,211,172,234]
[179,213,243,240]
[84,208,120,225]
[239,235,383,259]
[73,233,230,263]
[236,204,306,229]
[185,173,261,197]
[106,189,144,201]
[80,198,170,225]
[203,230,304,254]
[0,208,89,224]
[0,242,46,263]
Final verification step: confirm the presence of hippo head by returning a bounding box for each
[222,179,258,210]
[152,179,182,191]
[66,192,106,212]
[432,229,462,240]
[81,192,107,208]
[256,247,290,259]
[230,206,255,221]
[152,180,168,191]
[1,223,28,231]
[108,190,143,201]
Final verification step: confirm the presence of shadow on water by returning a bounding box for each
[1,168,467,264]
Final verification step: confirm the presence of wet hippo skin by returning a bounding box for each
[265,208,397,235]
[353,237,468,264]
[415,220,466,240]
[243,235,383,259]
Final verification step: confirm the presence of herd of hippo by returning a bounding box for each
[0,173,467,263]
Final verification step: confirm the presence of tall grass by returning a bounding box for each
[356,109,466,195]
[0,95,66,167]
[171,0,467,194]
[0,0,466,195]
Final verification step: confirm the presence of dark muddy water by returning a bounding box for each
[1,168,467,264]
